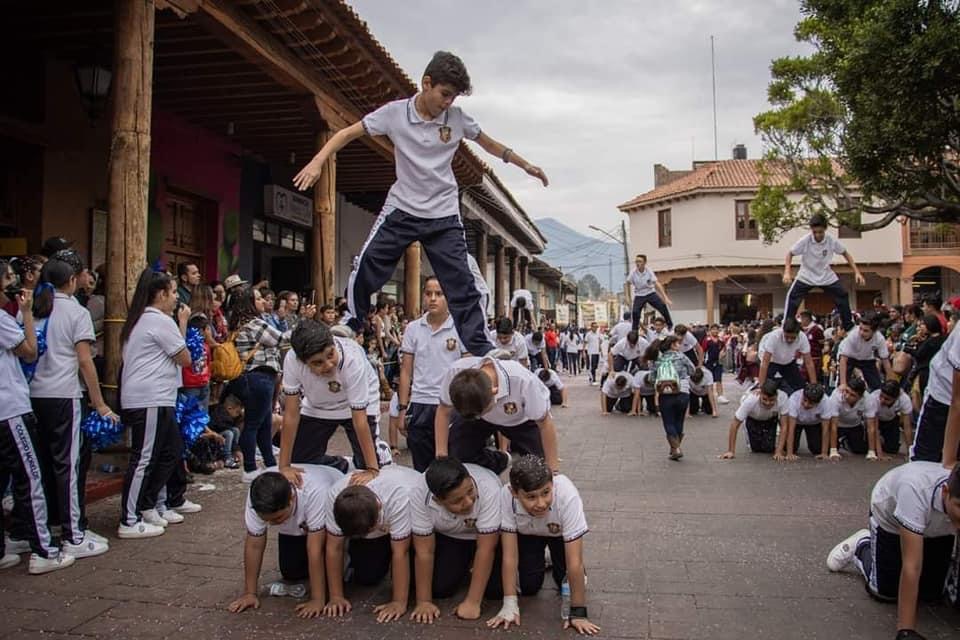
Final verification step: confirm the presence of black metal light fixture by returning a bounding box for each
[74,52,112,122]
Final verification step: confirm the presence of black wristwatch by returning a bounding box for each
[397,403,408,412]
[568,606,588,621]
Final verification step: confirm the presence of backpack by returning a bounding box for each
[210,331,259,382]
[655,355,680,394]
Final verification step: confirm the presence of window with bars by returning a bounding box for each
[658,208,672,248]
[734,200,758,240]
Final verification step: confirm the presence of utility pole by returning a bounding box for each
[621,220,630,304]
[711,35,719,161]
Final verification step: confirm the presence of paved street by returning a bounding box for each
[1,374,959,639]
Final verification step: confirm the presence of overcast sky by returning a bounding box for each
[349,0,811,237]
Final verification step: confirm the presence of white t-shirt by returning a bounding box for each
[120,307,185,409]
[510,289,534,310]
[870,461,955,537]
[525,333,544,356]
[611,335,649,361]
[411,464,502,540]
[871,389,912,422]
[676,332,699,353]
[628,267,657,297]
[540,369,564,391]
[362,97,481,220]
[500,475,588,542]
[609,321,632,346]
[839,330,890,361]
[584,331,601,355]
[759,329,811,365]
[786,389,833,425]
[827,388,878,428]
[602,373,634,399]
[0,311,32,421]
[689,369,714,396]
[439,357,550,427]
[922,327,960,406]
[325,465,421,539]
[646,327,671,344]
[29,293,96,399]
[401,313,466,405]
[564,333,581,354]
[281,336,379,420]
[493,331,528,362]
[790,233,846,286]
[632,370,655,395]
[735,390,789,422]
[244,465,344,537]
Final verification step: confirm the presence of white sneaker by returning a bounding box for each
[28,552,75,575]
[242,469,263,484]
[826,528,870,572]
[865,451,878,461]
[141,509,169,527]
[172,499,202,514]
[4,536,30,554]
[717,395,730,404]
[0,552,20,569]
[158,509,184,524]
[62,537,110,559]
[83,529,109,545]
[117,521,165,539]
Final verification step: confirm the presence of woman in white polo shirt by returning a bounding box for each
[118,269,192,539]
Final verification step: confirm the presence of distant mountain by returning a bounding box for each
[535,218,625,293]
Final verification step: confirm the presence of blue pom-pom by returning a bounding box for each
[81,412,125,451]
[176,395,209,448]
[185,327,206,373]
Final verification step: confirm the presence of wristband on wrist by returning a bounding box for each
[568,606,588,620]
[397,403,408,411]
[502,595,518,605]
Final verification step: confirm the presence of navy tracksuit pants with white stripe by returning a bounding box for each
[347,210,493,356]
[31,397,88,545]
[120,407,183,526]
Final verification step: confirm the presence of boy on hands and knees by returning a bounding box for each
[488,456,599,636]
[600,372,634,416]
[839,312,892,392]
[435,356,559,475]
[323,465,422,622]
[491,318,529,368]
[538,368,569,407]
[294,51,547,357]
[872,380,914,458]
[228,466,344,618]
[826,462,960,640]
[827,377,883,461]
[781,383,832,460]
[608,330,649,374]
[783,212,864,330]
[525,331,550,372]
[719,380,789,460]
[631,371,658,417]
[410,458,502,623]
[688,367,719,418]
[758,317,817,395]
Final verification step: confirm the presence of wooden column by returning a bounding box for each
[888,277,900,306]
[474,227,488,275]
[312,127,336,304]
[495,244,507,318]
[705,279,716,324]
[104,0,154,405]
[404,242,421,317]
[508,251,517,294]
[520,257,529,288]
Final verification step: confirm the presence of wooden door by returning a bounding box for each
[162,192,205,275]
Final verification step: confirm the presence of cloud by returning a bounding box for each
[347,0,811,235]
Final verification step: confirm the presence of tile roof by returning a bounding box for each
[618,159,792,211]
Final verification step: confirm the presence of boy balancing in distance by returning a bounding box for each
[488,455,600,636]
[826,462,960,640]
[410,458,503,623]
[293,51,547,357]
[228,465,345,618]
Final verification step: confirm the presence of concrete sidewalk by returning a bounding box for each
[1,373,958,639]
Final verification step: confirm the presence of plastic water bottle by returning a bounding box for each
[559,577,570,621]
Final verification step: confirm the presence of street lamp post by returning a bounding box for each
[589,223,631,308]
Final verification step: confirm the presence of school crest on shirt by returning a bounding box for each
[857,410,864,418]
[547,522,561,535]
[503,402,519,415]
[446,338,458,351]
[438,125,452,143]
[821,249,828,256]
[464,518,477,529]
[328,381,342,393]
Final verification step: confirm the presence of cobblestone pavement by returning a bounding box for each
[1,374,959,639]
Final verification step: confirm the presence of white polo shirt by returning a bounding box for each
[925,327,960,405]
[500,474,588,542]
[609,321,632,346]
[790,233,846,286]
[244,465,344,537]
[325,465,421,540]
[787,389,833,425]
[827,388,878,428]
[735,390,789,422]
[646,327,671,344]
[281,336,379,420]
[870,461,955,537]
[759,329,811,365]
[611,335,649,361]
[525,333,544,356]
[839,330,890,361]
[628,267,657,297]
[564,332,581,353]
[632,370,655,394]
[401,313,466,405]
[29,293,96,399]
[602,373,634,399]
[689,369,715,396]
[411,463,501,540]
[362,97,480,220]
[439,357,551,427]
[871,389,912,422]
[120,307,185,409]
[510,289,534,310]
[493,331,528,362]
[0,311,32,421]
[676,332,699,353]
[584,331,601,355]
[541,369,564,391]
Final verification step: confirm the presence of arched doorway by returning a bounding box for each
[910,266,960,302]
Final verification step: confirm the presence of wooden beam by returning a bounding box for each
[313,128,337,304]
[404,243,421,317]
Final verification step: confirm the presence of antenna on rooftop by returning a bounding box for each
[711,35,719,161]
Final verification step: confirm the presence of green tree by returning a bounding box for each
[752,0,960,242]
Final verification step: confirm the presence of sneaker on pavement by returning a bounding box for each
[83,529,109,545]
[142,508,169,527]
[28,552,75,575]
[173,499,202,514]
[827,528,870,572]
[0,553,20,569]
[224,457,239,469]
[242,468,263,484]
[717,395,730,404]
[4,536,30,555]
[62,537,110,559]
[117,521,165,539]
[158,509,184,524]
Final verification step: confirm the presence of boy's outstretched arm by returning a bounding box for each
[842,251,866,286]
[293,122,366,191]
[473,132,548,186]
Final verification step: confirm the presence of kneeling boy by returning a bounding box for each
[872,380,914,457]
[410,458,503,622]
[228,465,345,618]
[719,380,788,459]
[538,368,568,407]
[488,455,600,635]
[827,377,882,460]
[600,372,634,415]
[781,383,832,459]
[826,462,960,639]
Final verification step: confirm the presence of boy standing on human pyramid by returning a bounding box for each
[293,52,548,356]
